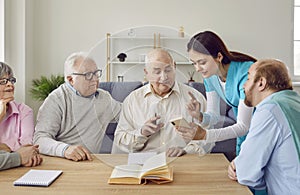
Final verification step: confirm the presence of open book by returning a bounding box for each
[13,169,63,187]
[108,152,173,185]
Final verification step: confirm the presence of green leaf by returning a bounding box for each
[30,75,65,101]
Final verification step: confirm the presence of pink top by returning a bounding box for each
[0,101,34,151]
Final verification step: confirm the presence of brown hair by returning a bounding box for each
[187,31,256,64]
[254,59,293,91]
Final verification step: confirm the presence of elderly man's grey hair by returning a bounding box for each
[0,62,14,78]
[64,52,95,82]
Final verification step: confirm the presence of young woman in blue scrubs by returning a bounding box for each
[186,31,256,156]
[183,30,267,195]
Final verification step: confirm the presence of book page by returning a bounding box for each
[143,166,173,179]
[141,152,166,174]
[127,152,157,165]
[13,169,62,187]
[110,164,142,179]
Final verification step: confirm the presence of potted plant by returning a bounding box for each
[30,75,65,101]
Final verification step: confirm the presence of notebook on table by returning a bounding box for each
[13,169,63,187]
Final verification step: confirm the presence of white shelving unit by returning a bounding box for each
[105,26,198,83]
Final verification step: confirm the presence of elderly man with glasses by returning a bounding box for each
[34,52,121,161]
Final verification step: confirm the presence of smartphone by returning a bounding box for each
[170,117,190,128]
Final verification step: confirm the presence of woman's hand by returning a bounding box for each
[0,100,7,122]
[16,145,43,167]
[186,92,203,122]
[176,123,207,141]
[0,97,14,122]
[0,143,12,152]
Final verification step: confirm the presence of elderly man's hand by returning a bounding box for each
[228,159,238,181]
[64,145,93,161]
[166,147,186,157]
[141,115,164,137]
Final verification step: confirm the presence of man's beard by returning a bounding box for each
[244,83,255,107]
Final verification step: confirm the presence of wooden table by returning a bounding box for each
[0,154,251,195]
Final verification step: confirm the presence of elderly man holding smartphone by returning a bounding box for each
[113,48,213,157]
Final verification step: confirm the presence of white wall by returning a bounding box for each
[4,0,27,102]
[4,0,296,116]
[0,0,4,61]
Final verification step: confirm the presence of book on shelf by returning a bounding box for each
[13,169,63,187]
[108,152,173,185]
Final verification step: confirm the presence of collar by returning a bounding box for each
[3,101,19,120]
[8,101,19,115]
[255,92,276,108]
[143,81,180,98]
[66,82,99,98]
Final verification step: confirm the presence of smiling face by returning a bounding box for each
[188,49,221,78]
[0,74,15,102]
[67,57,99,97]
[144,49,176,97]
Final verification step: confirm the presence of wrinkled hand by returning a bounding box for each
[141,115,164,137]
[176,123,207,141]
[0,97,14,121]
[228,159,237,181]
[16,145,43,167]
[0,143,12,152]
[166,147,186,157]
[186,92,203,122]
[64,145,92,161]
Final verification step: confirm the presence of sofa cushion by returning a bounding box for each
[99,81,143,102]
[211,138,236,161]
[188,82,206,98]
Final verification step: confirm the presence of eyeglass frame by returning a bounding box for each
[71,69,102,80]
[0,77,17,85]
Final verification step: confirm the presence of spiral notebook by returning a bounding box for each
[13,169,63,187]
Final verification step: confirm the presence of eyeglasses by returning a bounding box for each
[72,69,102,80]
[0,77,17,85]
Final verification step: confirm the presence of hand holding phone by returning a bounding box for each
[170,117,190,128]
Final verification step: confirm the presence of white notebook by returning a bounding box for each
[13,169,63,187]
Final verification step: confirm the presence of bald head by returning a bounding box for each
[145,49,175,70]
[144,48,176,97]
